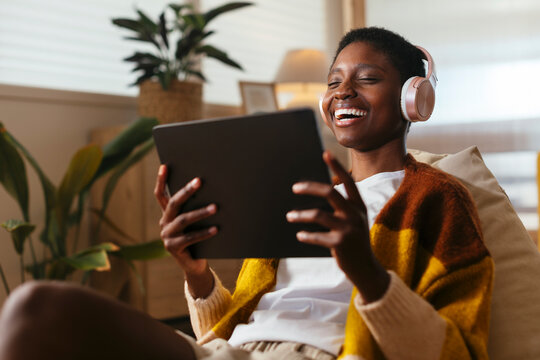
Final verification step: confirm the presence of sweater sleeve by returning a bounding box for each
[184,268,232,340]
[355,271,447,360]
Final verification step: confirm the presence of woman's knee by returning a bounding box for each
[1,281,86,327]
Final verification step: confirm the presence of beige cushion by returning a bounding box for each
[409,146,540,360]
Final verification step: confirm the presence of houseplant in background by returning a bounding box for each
[0,118,168,296]
[112,1,253,123]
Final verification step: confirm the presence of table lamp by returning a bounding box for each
[274,49,329,108]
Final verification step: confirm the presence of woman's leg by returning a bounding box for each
[0,281,196,360]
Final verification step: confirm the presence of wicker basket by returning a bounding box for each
[137,80,203,124]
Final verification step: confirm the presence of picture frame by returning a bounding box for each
[238,81,279,115]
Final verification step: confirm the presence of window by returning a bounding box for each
[0,0,331,102]
[0,0,179,96]
[366,0,540,125]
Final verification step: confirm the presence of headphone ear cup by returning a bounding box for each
[319,97,331,128]
[400,76,435,122]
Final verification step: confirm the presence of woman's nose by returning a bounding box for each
[334,80,356,99]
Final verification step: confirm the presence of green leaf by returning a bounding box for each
[175,28,205,61]
[157,71,174,90]
[1,126,56,212]
[0,124,30,220]
[100,139,154,223]
[2,124,57,247]
[96,117,158,180]
[185,69,206,82]
[111,18,143,32]
[1,220,35,255]
[114,240,169,261]
[158,12,169,49]
[46,259,75,280]
[169,3,193,16]
[133,72,156,86]
[94,140,154,241]
[182,14,206,30]
[56,145,102,237]
[63,249,111,272]
[124,52,162,64]
[41,208,61,256]
[0,264,10,296]
[195,44,243,70]
[137,9,158,32]
[203,2,253,24]
[77,242,120,255]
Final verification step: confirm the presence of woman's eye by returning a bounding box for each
[327,81,340,88]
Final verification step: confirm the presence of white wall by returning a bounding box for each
[366,0,540,125]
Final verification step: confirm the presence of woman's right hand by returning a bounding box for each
[154,165,217,298]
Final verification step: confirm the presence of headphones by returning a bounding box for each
[319,45,437,123]
[401,46,437,122]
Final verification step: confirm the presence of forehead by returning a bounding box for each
[330,41,395,73]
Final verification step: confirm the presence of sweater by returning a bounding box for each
[186,155,494,360]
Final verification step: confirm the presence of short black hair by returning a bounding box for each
[333,27,425,85]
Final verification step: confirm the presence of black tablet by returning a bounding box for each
[152,108,332,258]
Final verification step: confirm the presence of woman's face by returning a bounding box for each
[321,41,407,152]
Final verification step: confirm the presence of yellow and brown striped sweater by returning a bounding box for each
[188,155,494,360]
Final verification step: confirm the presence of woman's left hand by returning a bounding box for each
[286,151,390,303]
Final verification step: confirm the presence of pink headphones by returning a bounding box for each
[319,45,437,123]
[401,46,437,122]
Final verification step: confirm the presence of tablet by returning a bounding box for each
[152,108,332,258]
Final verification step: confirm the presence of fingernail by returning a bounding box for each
[209,226,218,234]
[286,211,298,220]
[292,183,305,192]
[297,232,308,240]
[207,204,217,213]
[191,178,200,187]
[158,165,166,176]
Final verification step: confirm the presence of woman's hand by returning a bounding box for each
[154,165,217,298]
[286,152,390,303]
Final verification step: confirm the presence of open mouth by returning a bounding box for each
[334,108,367,126]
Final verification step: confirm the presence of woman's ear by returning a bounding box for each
[319,97,331,128]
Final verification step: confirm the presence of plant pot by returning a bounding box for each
[137,80,203,124]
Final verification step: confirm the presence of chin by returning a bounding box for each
[335,134,360,149]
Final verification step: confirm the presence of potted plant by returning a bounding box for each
[112,1,253,123]
[0,118,168,295]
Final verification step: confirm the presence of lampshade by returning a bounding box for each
[274,49,329,84]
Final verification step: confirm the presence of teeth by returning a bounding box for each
[335,108,367,120]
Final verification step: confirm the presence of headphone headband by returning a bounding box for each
[416,46,438,90]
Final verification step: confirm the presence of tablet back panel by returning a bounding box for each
[153,108,332,258]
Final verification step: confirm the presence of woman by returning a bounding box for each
[0,27,493,360]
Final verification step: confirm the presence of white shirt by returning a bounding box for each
[228,170,406,355]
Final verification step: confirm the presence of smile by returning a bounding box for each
[334,108,367,127]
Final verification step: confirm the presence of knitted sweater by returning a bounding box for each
[186,155,494,360]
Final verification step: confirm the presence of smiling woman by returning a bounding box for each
[0,27,493,360]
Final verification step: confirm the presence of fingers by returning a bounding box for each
[161,203,217,238]
[163,226,218,256]
[162,177,202,223]
[154,165,169,211]
[323,151,366,212]
[286,208,342,229]
[291,181,355,216]
[295,230,340,249]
